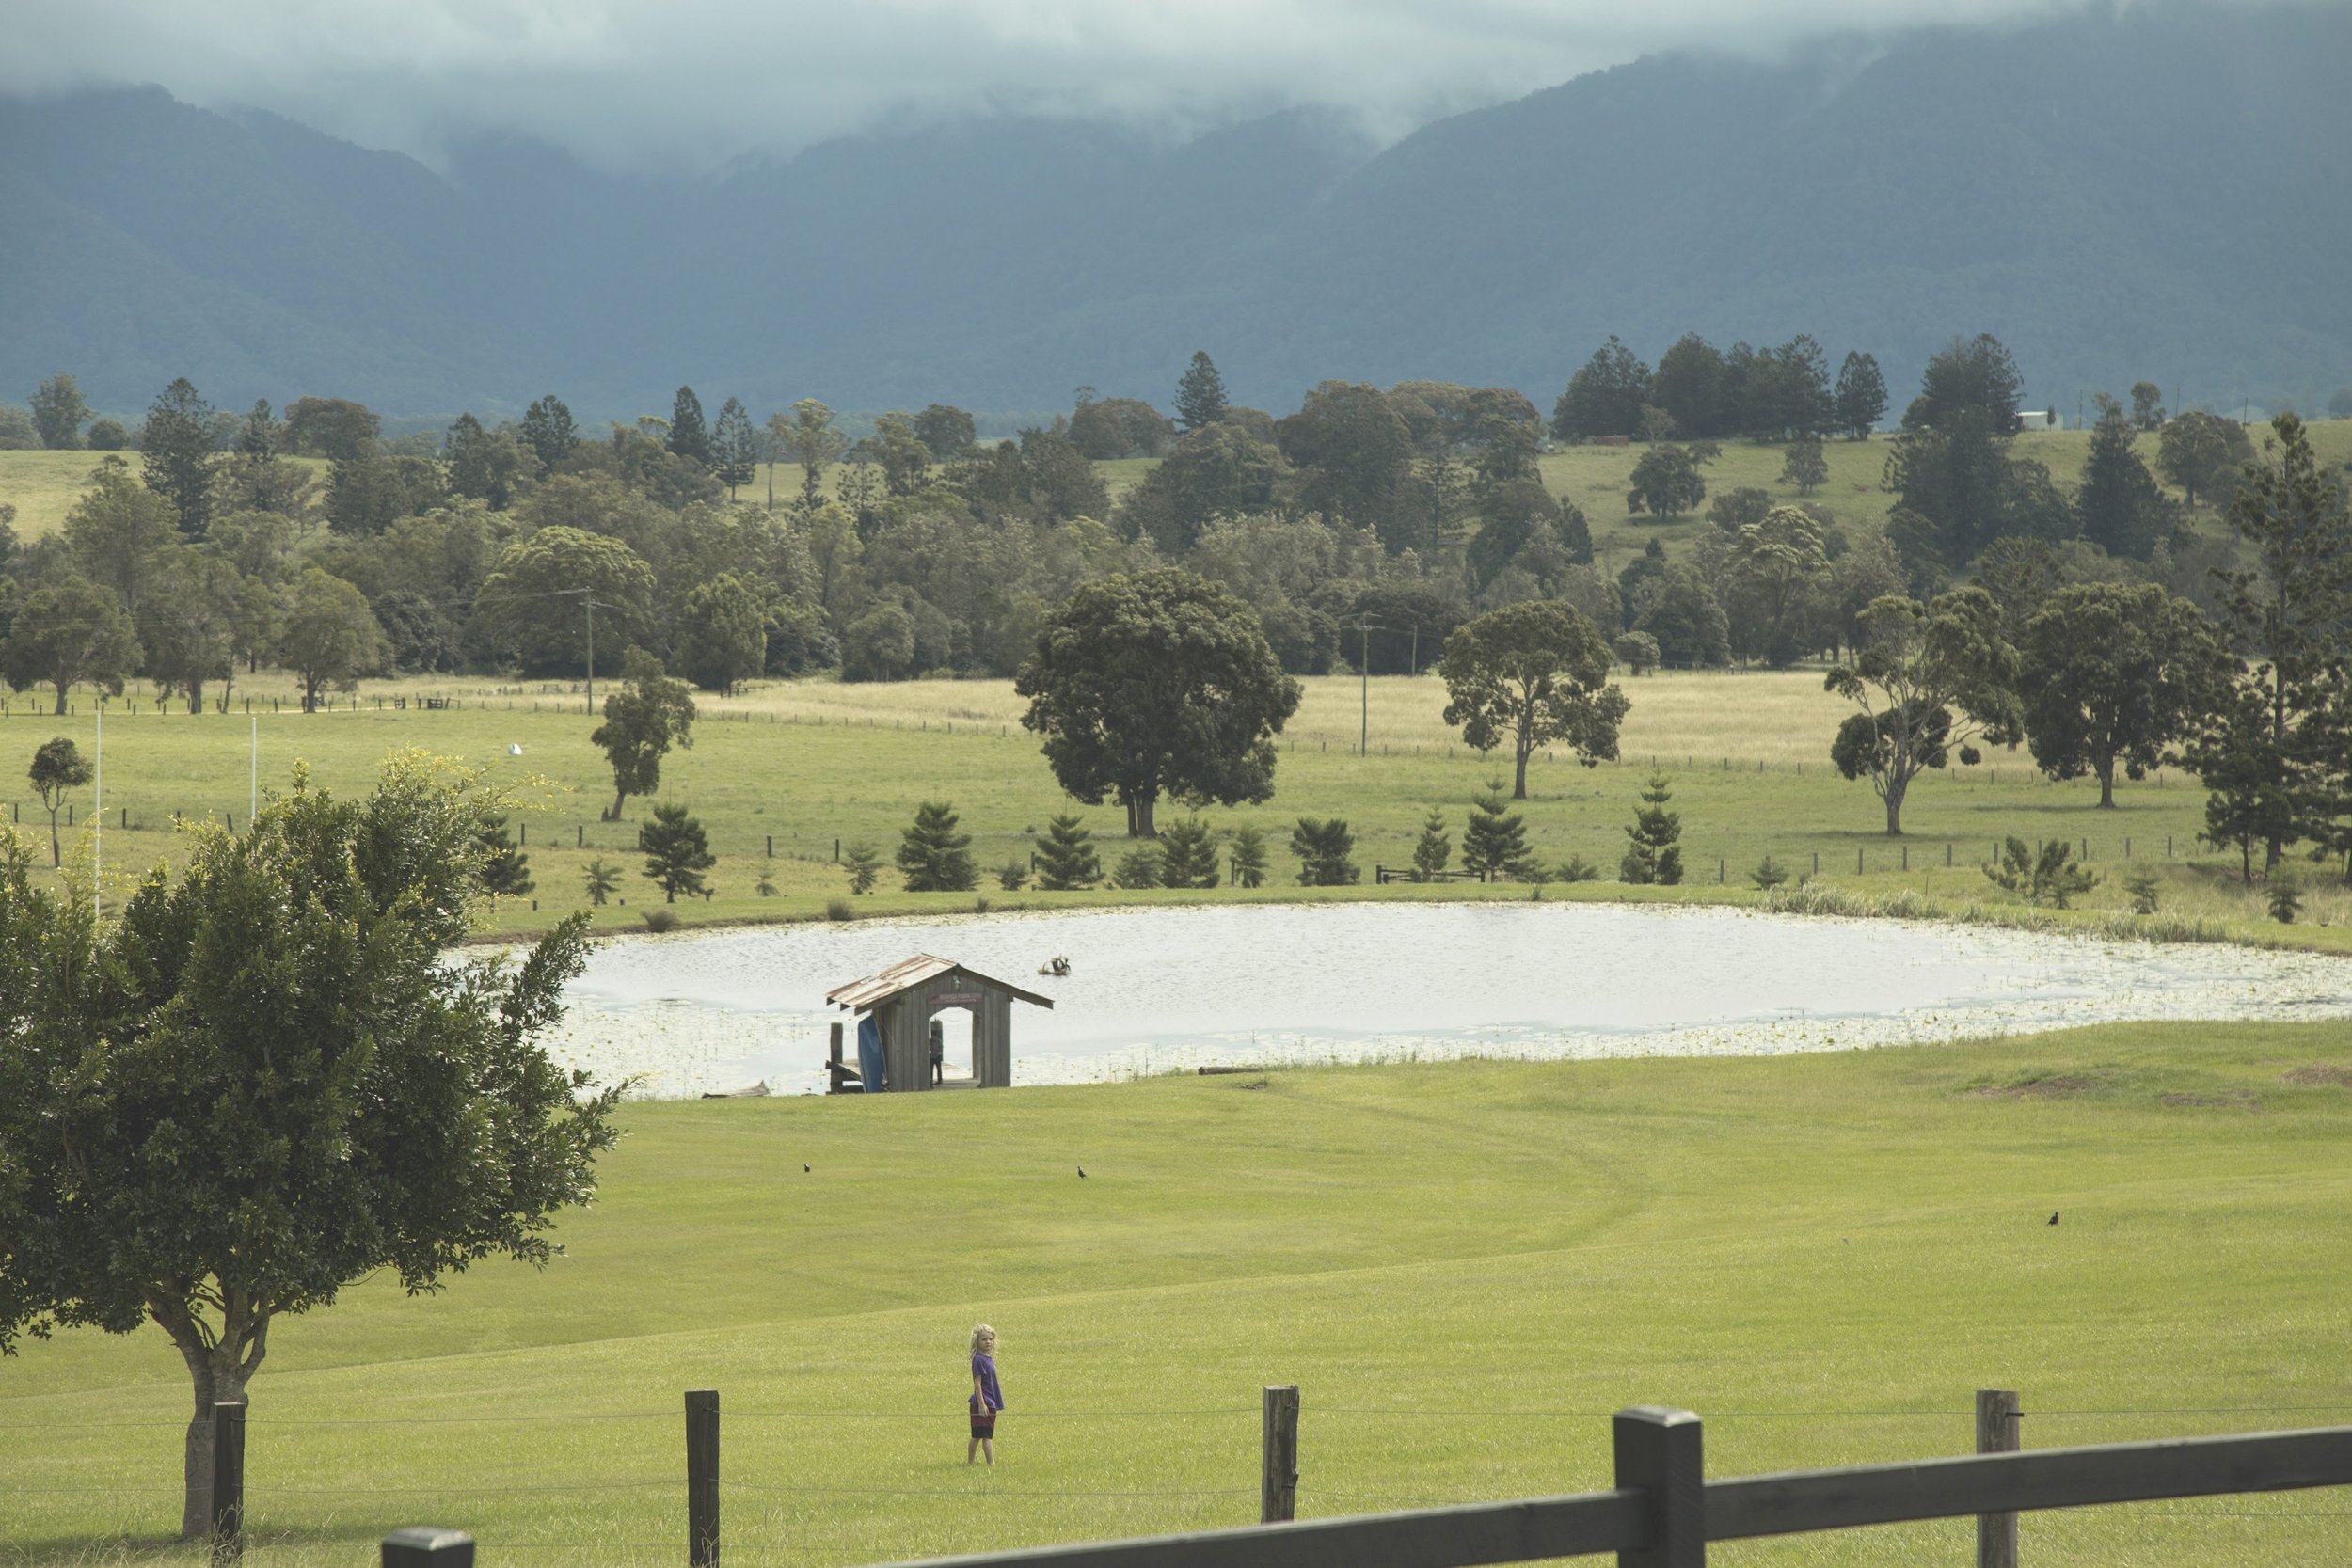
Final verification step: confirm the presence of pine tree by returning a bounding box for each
[898,800,977,892]
[2075,404,2174,561]
[1156,817,1221,889]
[638,802,715,903]
[1175,351,1229,430]
[1112,845,1165,889]
[474,814,534,898]
[1229,825,1267,888]
[1620,774,1684,885]
[520,394,578,474]
[667,386,711,465]
[1460,781,1532,880]
[1833,351,1887,439]
[142,377,219,536]
[236,400,278,460]
[842,842,882,894]
[1033,814,1104,891]
[712,396,757,499]
[1412,807,1452,880]
[1290,818,1359,886]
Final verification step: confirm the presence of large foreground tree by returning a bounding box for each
[1017,569,1300,837]
[1439,600,1629,800]
[0,759,619,1537]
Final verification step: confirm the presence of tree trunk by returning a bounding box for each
[52,682,68,716]
[1883,773,1908,836]
[179,1350,248,1538]
[1134,793,1157,838]
[48,811,62,868]
[2096,757,2116,809]
[188,675,206,716]
[606,787,626,822]
[1512,745,1531,800]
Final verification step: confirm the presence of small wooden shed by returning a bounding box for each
[824,954,1054,1092]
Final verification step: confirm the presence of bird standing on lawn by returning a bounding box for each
[1077,1166,1087,1179]
[2048,1212,2059,1226]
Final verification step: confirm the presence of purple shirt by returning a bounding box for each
[971,1353,1004,1412]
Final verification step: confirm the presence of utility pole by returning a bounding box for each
[93,701,103,922]
[1355,622,1392,756]
[584,594,596,714]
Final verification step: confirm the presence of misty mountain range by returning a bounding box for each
[3,1,2347,427]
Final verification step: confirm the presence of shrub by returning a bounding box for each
[1112,846,1164,889]
[1033,815,1103,890]
[641,908,681,933]
[995,859,1030,891]
[1983,837,2100,909]
[842,842,882,895]
[825,897,855,922]
[2268,873,2303,925]
[1751,855,1790,890]
[755,868,778,897]
[1156,817,1221,889]
[1229,825,1267,888]
[1555,853,1602,882]
[2124,871,2161,915]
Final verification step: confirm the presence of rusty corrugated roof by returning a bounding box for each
[825,953,1056,1011]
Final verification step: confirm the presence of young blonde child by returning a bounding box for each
[967,1324,1004,1465]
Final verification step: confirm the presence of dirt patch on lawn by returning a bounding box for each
[2159,1090,2263,1110]
[2280,1064,2352,1086]
[1960,1073,2115,1101]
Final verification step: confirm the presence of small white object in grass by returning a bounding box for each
[509,743,523,756]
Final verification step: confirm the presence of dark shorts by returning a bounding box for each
[971,1408,997,1438]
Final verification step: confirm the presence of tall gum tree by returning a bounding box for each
[1438,600,1629,800]
[0,758,619,1537]
[1826,588,2022,835]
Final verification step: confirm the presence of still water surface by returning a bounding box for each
[532,903,2352,1097]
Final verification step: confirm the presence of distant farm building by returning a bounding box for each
[825,954,1053,1092]
[2016,409,2063,430]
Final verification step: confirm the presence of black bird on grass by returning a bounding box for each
[804,1164,811,1173]
[2048,1212,2059,1226]
[1078,1165,1087,1179]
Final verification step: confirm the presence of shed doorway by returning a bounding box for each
[929,1006,977,1086]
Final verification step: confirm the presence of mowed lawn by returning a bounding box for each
[7,1022,2352,1566]
[7,669,2348,944]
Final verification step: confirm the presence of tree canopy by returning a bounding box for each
[2018,581,2230,808]
[1016,569,1300,836]
[0,758,618,1535]
[1825,588,2022,834]
[590,648,697,821]
[1439,600,1629,799]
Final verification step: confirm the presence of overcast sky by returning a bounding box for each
[9,0,2092,169]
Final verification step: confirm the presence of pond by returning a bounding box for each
[527,903,2352,1098]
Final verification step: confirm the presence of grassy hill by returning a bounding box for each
[6,1021,2352,1566]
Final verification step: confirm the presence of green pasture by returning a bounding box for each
[5,669,2345,947]
[6,1022,2352,1565]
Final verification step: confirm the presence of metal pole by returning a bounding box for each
[585,595,596,713]
[1359,624,1370,756]
[249,715,258,826]
[93,704,102,922]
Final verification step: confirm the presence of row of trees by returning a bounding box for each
[1553,333,1889,443]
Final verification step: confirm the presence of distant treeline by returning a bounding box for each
[0,332,2320,721]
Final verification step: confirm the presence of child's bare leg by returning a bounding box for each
[967,1436,977,1464]
[981,1436,993,1465]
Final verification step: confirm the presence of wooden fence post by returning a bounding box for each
[382,1528,475,1568]
[1261,1385,1299,1524]
[1977,1388,2021,1568]
[1614,1406,1703,1568]
[209,1402,246,1565]
[766,835,773,859]
[687,1388,720,1568]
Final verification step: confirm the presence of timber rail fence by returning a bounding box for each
[158,1386,2352,1568]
